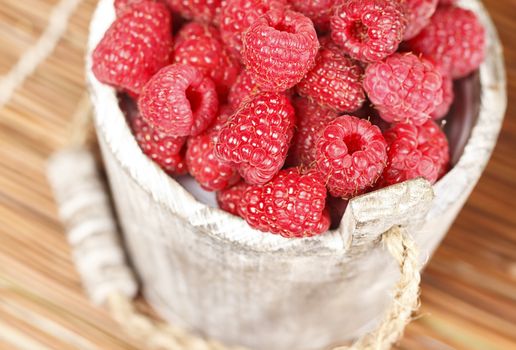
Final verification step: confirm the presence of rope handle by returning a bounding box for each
[105,226,420,350]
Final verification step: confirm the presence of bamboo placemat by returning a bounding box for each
[0,0,515,349]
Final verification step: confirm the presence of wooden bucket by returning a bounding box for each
[86,1,506,349]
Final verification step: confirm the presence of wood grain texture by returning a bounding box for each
[0,0,514,349]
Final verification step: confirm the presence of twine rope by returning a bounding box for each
[106,226,421,350]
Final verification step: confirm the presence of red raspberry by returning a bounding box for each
[185,108,240,191]
[288,98,338,167]
[219,0,286,58]
[114,0,145,16]
[227,69,260,110]
[240,168,330,238]
[431,73,454,119]
[378,120,449,187]
[407,6,486,79]
[330,0,406,63]
[288,0,337,32]
[242,9,319,92]
[402,0,438,40]
[216,181,249,216]
[165,0,221,23]
[186,132,240,191]
[92,1,173,96]
[296,39,365,113]
[174,23,240,98]
[215,92,296,185]
[138,64,219,137]
[131,113,188,175]
[315,115,388,198]
[363,53,443,126]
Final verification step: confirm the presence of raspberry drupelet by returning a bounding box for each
[378,120,450,187]
[131,114,188,176]
[407,5,486,79]
[219,0,286,58]
[432,73,454,120]
[92,1,173,96]
[240,168,330,238]
[227,69,261,110]
[363,52,444,126]
[297,38,365,113]
[216,181,249,216]
[114,0,148,16]
[288,0,337,32]
[174,22,240,98]
[330,0,407,63]
[242,9,319,91]
[402,0,438,40]
[315,115,388,198]
[185,107,240,191]
[138,64,219,137]
[287,97,339,168]
[165,0,221,23]
[215,92,296,185]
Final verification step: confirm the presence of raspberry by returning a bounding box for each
[288,0,337,32]
[131,113,188,175]
[92,1,173,95]
[407,6,486,79]
[219,0,286,58]
[296,39,365,113]
[227,70,261,110]
[287,98,338,167]
[242,9,319,92]
[240,168,330,238]
[378,120,449,187]
[402,0,438,40]
[114,0,146,16]
[216,181,249,216]
[330,0,406,63]
[186,132,240,191]
[138,64,219,137]
[363,52,443,126]
[215,92,296,185]
[174,23,240,98]
[315,115,387,198]
[185,107,240,191]
[431,73,454,119]
[165,0,221,23]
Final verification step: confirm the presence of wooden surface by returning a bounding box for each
[0,0,514,349]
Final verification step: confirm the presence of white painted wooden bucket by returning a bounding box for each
[86,1,506,349]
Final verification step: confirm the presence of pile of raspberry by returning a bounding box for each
[93,0,486,238]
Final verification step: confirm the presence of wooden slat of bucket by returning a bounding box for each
[0,0,514,349]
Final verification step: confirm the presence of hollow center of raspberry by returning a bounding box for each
[344,134,364,154]
[186,86,203,114]
[349,21,369,42]
[272,21,296,34]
